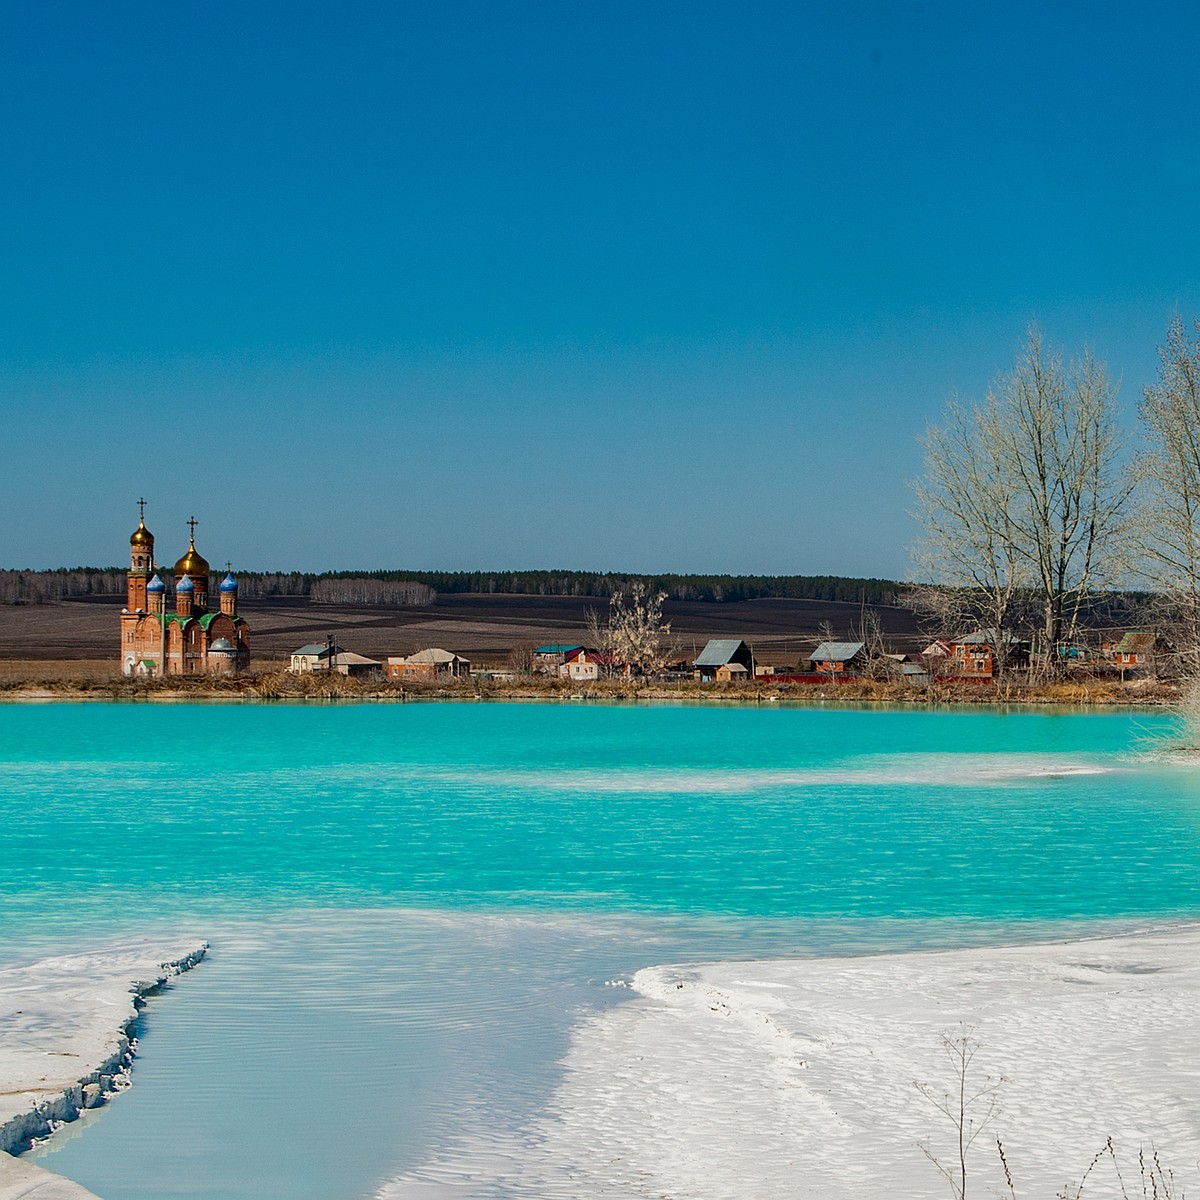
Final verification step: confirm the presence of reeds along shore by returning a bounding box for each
[0,667,1182,705]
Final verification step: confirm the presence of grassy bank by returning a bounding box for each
[0,667,1181,706]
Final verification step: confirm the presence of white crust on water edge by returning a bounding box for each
[0,939,207,1200]
[377,925,1200,1200]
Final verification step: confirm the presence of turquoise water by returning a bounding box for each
[2,701,1197,1198]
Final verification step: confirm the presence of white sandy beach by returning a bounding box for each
[7,928,1200,1200]
[378,925,1200,1199]
[515,926,1200,1199]
[0,939,206,1200]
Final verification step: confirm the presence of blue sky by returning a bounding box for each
[4,2,1200,577]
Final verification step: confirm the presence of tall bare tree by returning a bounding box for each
[604,582,671,677]
[1139,315,1200,657]
[913,390,1027,668]
[913,327,1131,673]
[1000,330,1130,655]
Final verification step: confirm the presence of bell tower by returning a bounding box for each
[127,497,154,612]
[219,564,239,617]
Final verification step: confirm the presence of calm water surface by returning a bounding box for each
[1,701,1195,1198]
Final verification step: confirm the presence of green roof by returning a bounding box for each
[149,610,243,630]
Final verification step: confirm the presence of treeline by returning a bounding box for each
[338,570,905,605]
[1,566,905,607]
[0,569,126,604]
[0,569,436,607]
[309,578,436,605]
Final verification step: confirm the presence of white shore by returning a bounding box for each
[7,929,1200,1199]
[0,939,207,1200]
[500,925,1200,1199]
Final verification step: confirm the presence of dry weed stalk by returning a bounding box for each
[920,1031,1187,1200]
[915,1026,1006,1200]
[1047,1136,1182,1200]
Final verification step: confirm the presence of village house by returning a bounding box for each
[693,639,754,682]
[808,641,867,676]
[1106,631,1171,675]
[948,629,1031,679]
[386,648,472,681]
[561,646,602,681]
[119,503,250,676]
[532,644,583,674]
[921,638,953,663]
[288,639,381,677]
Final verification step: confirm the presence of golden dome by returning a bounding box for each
[174,540,210,577]
[130,520,154,547]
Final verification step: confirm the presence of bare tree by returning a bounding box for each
[853,606,896,679]
[1139,315,1200,669]
[913,390,1028,668]
[584,605,615,679]
[913,328,1132,675]
[507,641,535,674]
[1001,330,1131,658]
[605,582,671,677]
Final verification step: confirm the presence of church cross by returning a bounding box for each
[137,497,146,520]
[187,516,198,542]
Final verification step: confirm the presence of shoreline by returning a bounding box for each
[0,671,1182,708]
[472,923,1200,1199]
[0,940,207,1200]
[6,922,1200,1198]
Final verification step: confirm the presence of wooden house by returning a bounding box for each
[289,640,381,676]
[561,646,601,681]
[948,629,1030,679]
[532,644,584,675]
[386,648,472,681]
[693,639,754,682]
[809,641,867,675]
[1107,632,1171,675]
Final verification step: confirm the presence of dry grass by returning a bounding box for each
[0,668,1180,706]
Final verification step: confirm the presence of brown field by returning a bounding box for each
[0,591,925,675]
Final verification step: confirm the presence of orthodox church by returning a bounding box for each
[120,502,250,675]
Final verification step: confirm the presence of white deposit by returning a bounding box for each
[507,927,1200,1199]
[0,939,206,1200]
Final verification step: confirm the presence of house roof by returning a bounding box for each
[957,629,998,644]
[955,629,1029,648]
[694,638,749,667]
[1115,632,1159,653]
[811,641,865,662]
[405,647,468,664]
[534,644,583,655]
[292,643,329,656]
[328,651,380,667]
[720,662,749,674]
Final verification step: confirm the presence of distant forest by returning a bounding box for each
[0,567,904,607]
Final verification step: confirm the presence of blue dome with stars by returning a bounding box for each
[220,573,238,593]
[176,576,194,594]
[147,574,165,594]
